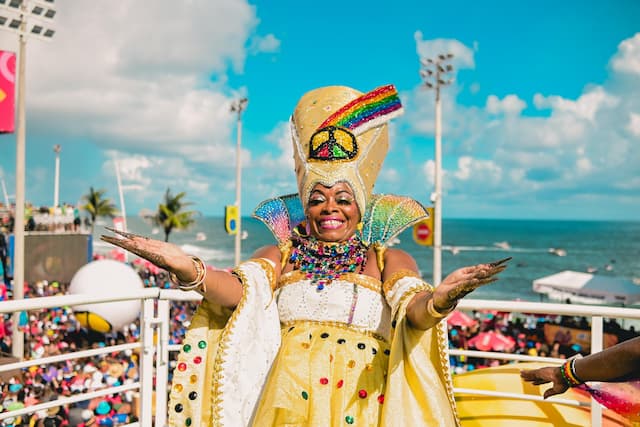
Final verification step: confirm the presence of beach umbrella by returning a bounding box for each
[447,310,478,328]
[467,331,516,352]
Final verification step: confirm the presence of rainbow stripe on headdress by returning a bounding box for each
[318,84,403,136]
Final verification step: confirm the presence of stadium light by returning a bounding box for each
[418,53,454,287]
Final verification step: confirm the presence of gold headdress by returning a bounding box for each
[291,84,404,214]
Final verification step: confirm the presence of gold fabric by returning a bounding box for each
[381,297,460,427]
[291,86,390,214]
[253,286,459,426]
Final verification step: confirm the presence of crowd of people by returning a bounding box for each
[1,202,86,235]
[0,260,199,426]
[446,308,638,374]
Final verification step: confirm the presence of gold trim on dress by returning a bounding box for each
[249,258,277,291]
[382,269,430,295]
[210,262,253,425]
[281,319,389,343]
[394,284,432,320]
[278,271,382,293]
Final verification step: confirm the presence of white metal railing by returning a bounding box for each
[0,293,637,426]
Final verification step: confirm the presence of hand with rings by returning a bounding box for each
[432,257,511,312]
[100,227,195,280]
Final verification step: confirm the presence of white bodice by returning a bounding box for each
[275,273,392,341]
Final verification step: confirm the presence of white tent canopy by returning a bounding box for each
[532,270,640,306]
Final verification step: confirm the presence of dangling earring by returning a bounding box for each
[294,220,311,237]
[357,221,363,232]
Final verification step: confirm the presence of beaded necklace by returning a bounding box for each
[289,234,368,291]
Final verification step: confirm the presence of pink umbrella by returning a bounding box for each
[447,310,478,328]
[467,331,516,352]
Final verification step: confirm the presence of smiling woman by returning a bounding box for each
[102,84,509,427]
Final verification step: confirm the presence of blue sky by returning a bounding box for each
[0,0,639,220]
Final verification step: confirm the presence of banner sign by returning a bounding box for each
[0,51,16,134]
[224,205,238,235]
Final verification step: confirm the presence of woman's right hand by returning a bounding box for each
[100,228,196,281]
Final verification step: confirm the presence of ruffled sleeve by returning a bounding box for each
[168,259,281,427]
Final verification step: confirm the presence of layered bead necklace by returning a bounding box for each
[289,234,368,291]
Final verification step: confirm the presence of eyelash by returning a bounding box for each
[308,198,353,206]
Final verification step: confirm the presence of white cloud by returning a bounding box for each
[628,112,640,136]
[400,32,640,218]
[533,87,618,121]
[452,156,502,183]
[249,34,281,54]
[422,160,436,188]
[486,94,526,116]
[414,31,475,70]
[610,33,640,75]
[4,0,279,162]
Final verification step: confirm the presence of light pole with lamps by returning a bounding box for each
[230,97,248,266]
[0,0,57,359]
[53,144,61,207]
[419,53,454,287]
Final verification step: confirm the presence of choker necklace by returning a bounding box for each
[289,235,368,291]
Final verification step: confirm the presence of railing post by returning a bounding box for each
[590,316,603,427]
[140,298,156,425]
[154,299,171,426]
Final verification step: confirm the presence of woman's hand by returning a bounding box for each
[520,366,569,398]
[100,227,195,281]
[432,257,511,311]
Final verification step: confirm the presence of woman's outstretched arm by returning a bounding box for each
[383,249,508,330]
[101,228,280,308]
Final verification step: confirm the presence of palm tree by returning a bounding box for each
[155,188,199,242]
[81,187,119,232]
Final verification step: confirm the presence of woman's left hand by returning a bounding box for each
[432,257,511,311]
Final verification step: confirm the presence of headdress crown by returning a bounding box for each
[291,84,404,214]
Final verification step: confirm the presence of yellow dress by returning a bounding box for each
[167,259,459,427]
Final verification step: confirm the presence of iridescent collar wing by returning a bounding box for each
[360,194,429,247]
[253,194,306,245]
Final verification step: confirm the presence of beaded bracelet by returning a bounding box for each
[170,256,207,292]
[426,298,456,319]
[559,358,584,387]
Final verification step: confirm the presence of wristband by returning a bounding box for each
[559,359,584,387]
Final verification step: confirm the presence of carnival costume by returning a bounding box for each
[168,85,459,426]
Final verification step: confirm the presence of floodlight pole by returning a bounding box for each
[53,144,61,207]
[11,10,28,360]
[230,98,248,267]
[419,54,454,286]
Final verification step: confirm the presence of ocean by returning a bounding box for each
[92,217,640,304]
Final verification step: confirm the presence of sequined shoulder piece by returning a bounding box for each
[253,193,306,244]
[360,194,429,247]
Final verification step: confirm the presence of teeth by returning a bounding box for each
[321,220,342,227]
